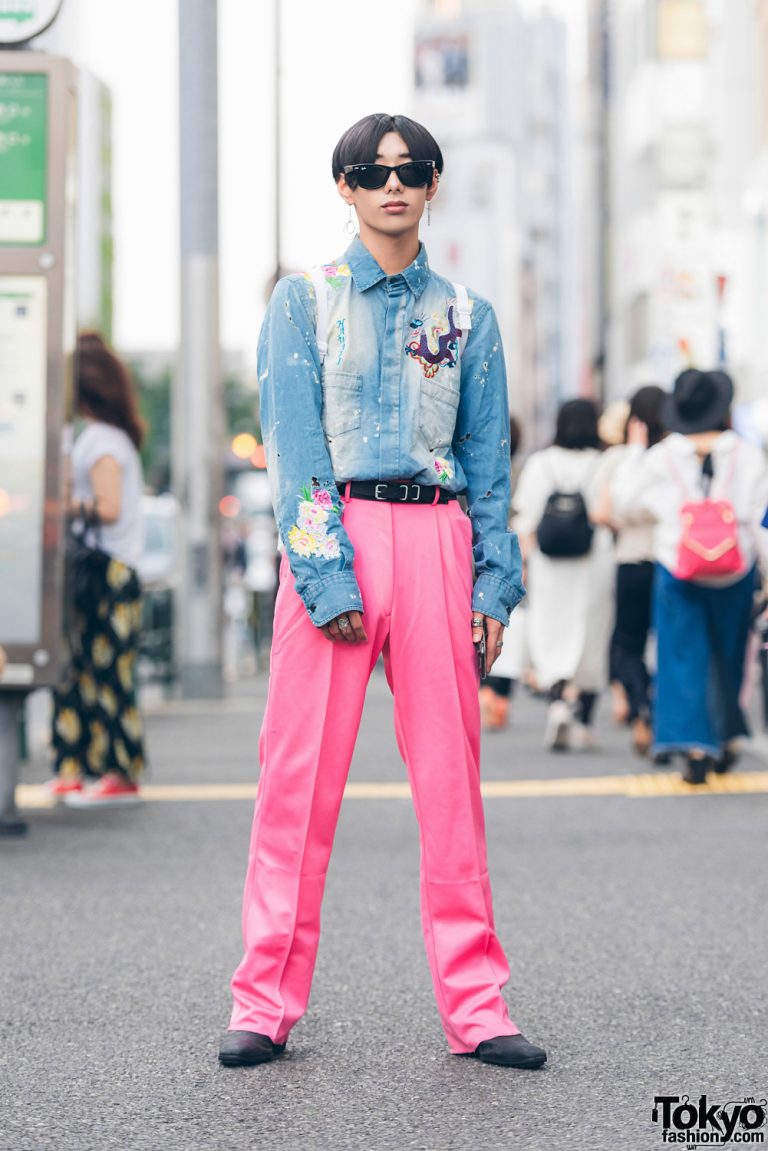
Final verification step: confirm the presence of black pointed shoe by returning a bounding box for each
[473,1033,547,1069]
[218,1030,286,1067]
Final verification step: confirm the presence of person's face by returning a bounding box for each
[336,131,439,240]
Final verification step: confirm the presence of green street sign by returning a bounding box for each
[0,2,63,44]
[0,71,48,245]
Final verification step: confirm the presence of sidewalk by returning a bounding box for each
[16,662,768,809]
[4,667,768,1151]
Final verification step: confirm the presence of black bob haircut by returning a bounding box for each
[332,113,444,182]
[553,399,602,451]
[626,384,666,447]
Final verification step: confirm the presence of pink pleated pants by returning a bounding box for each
[229,497,520,1053]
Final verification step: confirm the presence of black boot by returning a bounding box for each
[712,746,739,774]
[682,754,708,786]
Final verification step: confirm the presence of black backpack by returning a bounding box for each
[535,456,596,558]
[536,491,593,557]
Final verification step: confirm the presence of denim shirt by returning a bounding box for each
[257,237,525,627]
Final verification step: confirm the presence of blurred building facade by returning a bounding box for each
[413,0,571,447]
[593,0,768,407]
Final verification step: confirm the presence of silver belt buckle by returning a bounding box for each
[374,483,388,501]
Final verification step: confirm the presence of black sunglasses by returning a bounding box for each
[343,161,436,191]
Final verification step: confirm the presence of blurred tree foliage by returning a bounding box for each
[129,358,260,494]
[133,362,172,493]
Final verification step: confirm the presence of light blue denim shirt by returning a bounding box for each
[258,237,525,627]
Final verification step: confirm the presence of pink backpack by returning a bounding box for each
[671,450,744,581]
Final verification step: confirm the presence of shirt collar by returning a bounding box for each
[343,237,431,298]
[667,430,737,455]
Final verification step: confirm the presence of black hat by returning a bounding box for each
[662,369,734,434]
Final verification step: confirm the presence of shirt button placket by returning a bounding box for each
[382,276,406,474]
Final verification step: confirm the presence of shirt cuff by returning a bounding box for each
[302,571,364,627]
[472,573,526,627]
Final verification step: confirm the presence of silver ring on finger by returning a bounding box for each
[495,643,504,649]
[337,616,351,632]
[471,617,484,627]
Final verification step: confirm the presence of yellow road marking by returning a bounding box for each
[16,771,768,810]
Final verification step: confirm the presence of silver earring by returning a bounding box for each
[344,204,357,236]
[427,201,432,227]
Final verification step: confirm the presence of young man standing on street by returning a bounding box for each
[219,113,546,1071]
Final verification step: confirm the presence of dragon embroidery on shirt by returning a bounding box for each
[405,305,462,379]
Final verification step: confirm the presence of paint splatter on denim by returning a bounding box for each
[257,237,524,627]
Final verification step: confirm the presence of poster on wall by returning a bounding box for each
[0,274,47,646]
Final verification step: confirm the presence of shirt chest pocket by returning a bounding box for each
[321,370,363,438]
[419,374,460,451]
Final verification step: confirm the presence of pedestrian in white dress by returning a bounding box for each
[513,399,614,750]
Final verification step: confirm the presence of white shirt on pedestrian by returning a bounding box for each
[611,431,768,583]
[593,444,655,565]
[72,421,144,568]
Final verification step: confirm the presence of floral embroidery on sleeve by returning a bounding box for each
[287,483,342,559]
[433,456,454,483]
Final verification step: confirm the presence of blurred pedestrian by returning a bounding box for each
[513,399,613,751]
[596,393,632,724]
[613,369,768,783]
[219,113,545,1072]
[593,385,666,755]
[48,332,146,807]
[597,399,630,449]
[479,415,523,730]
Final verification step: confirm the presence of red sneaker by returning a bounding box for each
[42,777,83,803]
[63,773,142,808]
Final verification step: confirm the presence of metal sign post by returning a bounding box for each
[176,0,224,699]
[0,50,77,834]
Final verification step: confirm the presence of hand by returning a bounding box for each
[321,610,367,644]
[758,590,768,623]
[626,416,648,448]
[471,613,506,673]
[62,459,73,510]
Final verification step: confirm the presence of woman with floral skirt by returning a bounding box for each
[49,332,146,807]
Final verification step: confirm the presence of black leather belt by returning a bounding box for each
[344,480,458,505]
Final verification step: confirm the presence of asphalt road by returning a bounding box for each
[2,669,767,1151]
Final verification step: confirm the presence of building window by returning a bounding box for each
[628,293,649,363]
[415,34,470,90]
[759,0,768,149]
[657,0,707,59]
[433,0,462,16]
[659,124,710,188]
